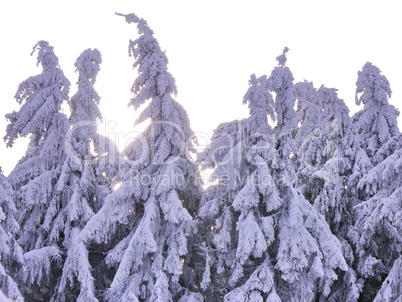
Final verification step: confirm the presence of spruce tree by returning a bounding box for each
[4,41,70,301]
[198,74,280,301]
[352,62,400,165]
[349,139,402,301]
[267,48,347,301]
[295,82,363,301]
[294,81,321,202]
[199,49,347,302]
[373,255,402,302]
[348,62,401,300]
[78,13,202,301]
[50,48,104,302]
[0,168,24,302]
[295,83,355,236]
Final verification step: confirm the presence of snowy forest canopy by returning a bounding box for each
[1,12,401,302]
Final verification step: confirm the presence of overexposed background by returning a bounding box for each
[1,0,401,175]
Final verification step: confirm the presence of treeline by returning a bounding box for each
[0,13,401,302]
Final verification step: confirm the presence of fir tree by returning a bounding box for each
[373,255,402,302]
[295,83,355,237]
[199,49,347,302]
[267,48,347,301]
[294,81,322,201]
[50,48,104,302]
[348,62,401,301]
[295,82,363,301]
[349,139,402,301]
[0,169,24,302]
[352,62,400,164]
[78,13,202,301]
[198,74,280,301]
[4,41,70,301]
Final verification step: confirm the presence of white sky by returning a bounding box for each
[1,0,401,175]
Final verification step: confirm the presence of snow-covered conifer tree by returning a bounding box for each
[78,13,202,301]
[48,48,104,302]
[266,48,347,301]
[349,141,402,301]
[294,81,321,200]
[295,83,354,233]
[373,255,402,302]
[313,86,354,230]
[294,81,319,144]
[352,62,400,164]
[295,83,363,301]
[198,74,280,301]
[0,169,24,302]
[4,41,70,300]
[347,62,402,301]
[199,49,348,302]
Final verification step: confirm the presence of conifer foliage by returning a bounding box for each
[50,48,103,302]
[350,137,402,301]
[353,62,400,164]
[4,40,70,301]
[1,12,401,302]
[0,169,24,302]
[198,73,279,301]
[266,48,348,301]
[78,13,202,301]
